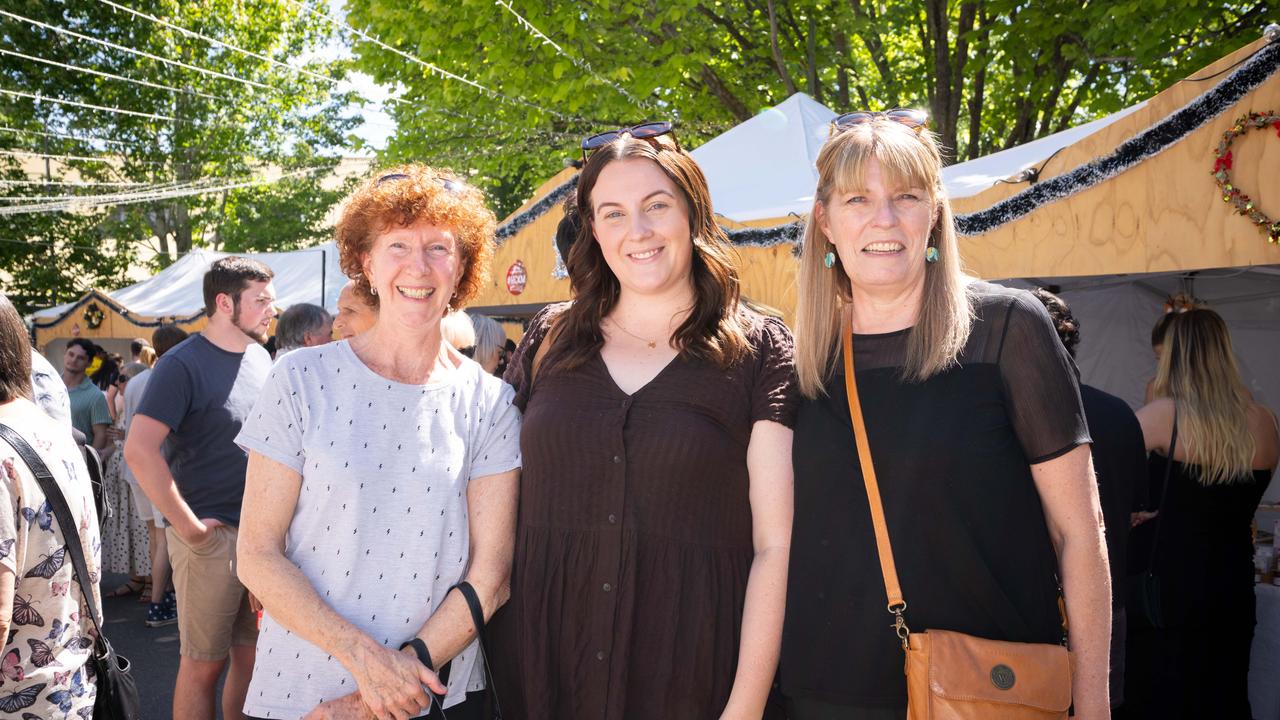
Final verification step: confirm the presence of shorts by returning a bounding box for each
[167,524,258,661]
[127,481,165,526]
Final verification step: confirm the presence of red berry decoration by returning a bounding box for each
[1212,110,1280,244]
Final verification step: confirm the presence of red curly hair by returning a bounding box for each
[335,164,496,310]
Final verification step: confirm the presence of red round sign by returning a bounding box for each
[506,260,527,295]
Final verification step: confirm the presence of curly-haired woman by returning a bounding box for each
[236,166,522,720]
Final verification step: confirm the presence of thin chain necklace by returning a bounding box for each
[607,316,660,349]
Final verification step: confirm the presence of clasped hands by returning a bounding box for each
[303,643,446,720]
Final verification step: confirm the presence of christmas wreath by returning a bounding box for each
[1212,110,1280,243]
[83,302,105,329]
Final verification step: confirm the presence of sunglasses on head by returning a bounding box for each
[375,172,463,193]
[829,109,929,138]
[580,121,678,163]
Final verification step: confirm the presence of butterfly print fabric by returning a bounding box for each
[0,411,102,717]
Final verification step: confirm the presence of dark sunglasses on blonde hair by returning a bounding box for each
[829,108,929,137]
[581,121,679,163]
[375,172,463,193]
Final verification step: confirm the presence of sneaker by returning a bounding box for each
[146,602,177,628]
[162,589,176,610]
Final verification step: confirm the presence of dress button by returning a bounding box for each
[602,583,612,592]
[596,650,606,661]
[612,455,622,464]
[607,514,617,524]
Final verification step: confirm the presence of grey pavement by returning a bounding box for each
[100,571,231,720]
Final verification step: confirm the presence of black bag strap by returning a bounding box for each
[0,423,109,646]
[1146,407,1180,566]
[451,581,502,719]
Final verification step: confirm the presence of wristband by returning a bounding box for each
[399,637,434,671]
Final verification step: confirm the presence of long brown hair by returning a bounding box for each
[543,135,748,374]
[794,121,973,397]
[0,293,32,403]
[1151,308,1255,485]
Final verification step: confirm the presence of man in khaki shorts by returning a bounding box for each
[125,257,276,720]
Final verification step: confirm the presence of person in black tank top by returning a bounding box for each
[1125,309,1280,719]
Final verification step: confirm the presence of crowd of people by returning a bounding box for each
[0,112,1276,720]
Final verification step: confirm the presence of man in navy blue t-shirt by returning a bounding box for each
[125,256,276,720]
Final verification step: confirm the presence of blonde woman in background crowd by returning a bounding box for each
[1125,308,1278,719]
[467,313,506,376]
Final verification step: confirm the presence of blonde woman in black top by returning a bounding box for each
[1126,308,1278,719]
[782,111,1111,719]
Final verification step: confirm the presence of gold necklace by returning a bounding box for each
[608,316,659,349]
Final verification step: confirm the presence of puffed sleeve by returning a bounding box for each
[502,302,568,412]
[749,315,801,428]
[235,359,306,474]
[997,291,1092,464]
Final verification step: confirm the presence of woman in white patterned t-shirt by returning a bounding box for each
[236,165,521,720]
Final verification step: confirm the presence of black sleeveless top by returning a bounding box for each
[1131,450,1272,625]
[781,282,1091,708]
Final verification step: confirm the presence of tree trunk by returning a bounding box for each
[767,0,799,96]
[846,0,899,107]
[833,30,851,109]
[806,13,821,102]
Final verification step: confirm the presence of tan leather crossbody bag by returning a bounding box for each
[840,311,1074,719]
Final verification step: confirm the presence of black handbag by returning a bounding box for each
[0,423,142,720]
[1126,411,1178,630]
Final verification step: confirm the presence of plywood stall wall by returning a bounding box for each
[953,37,1280,279]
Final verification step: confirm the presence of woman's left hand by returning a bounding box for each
[301,693,373,720]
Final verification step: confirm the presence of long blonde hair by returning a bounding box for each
[794,120,973,397]
[1152,308,1255,485]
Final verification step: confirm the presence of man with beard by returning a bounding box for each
[125,256,275,720]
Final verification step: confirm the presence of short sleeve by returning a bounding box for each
[0,456,21,576]
[469,379,522,479]
[503,303,567,412]
[235,362,306,473]
[997,292,1091,464]
[749,316,801,428]
[136,353,193,431]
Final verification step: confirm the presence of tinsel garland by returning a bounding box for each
[32,290,204,330]
[503,37,1278,253]
[495,174,579,243]
[954,36,1280,236]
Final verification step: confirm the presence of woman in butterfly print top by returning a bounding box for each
[0,293,102,719]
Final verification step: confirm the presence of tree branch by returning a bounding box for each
[767,0,799,96]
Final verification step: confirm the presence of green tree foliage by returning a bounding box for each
[347,0,1267,214]
[0,0,359,313]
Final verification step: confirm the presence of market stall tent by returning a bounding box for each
[30,243,345,356]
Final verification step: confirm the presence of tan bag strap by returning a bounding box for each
[530,316,562,385]
[840,306,911,644]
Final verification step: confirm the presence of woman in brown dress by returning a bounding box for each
[492,124,797,719]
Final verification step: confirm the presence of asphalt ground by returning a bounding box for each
[99,571,230,720]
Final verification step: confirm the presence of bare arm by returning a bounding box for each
[90,423,110,455]
[123,414,208,545]
[722,420,793,719]
[415,467,518,665]
[1031,444,1111,719]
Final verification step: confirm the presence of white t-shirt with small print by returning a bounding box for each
[236,340,522,718]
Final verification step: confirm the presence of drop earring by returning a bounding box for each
[925,246,939,264]
[823,251,836,268]
[370,285,377,296]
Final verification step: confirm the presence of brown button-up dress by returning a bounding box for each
[489,305,798,720]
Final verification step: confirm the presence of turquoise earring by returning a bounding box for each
[823,251,836,268]
[925,246,939,263]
